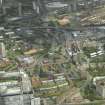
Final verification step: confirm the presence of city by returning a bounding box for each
[0,0,105,105]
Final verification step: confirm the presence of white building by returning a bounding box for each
[96,79,105,98]
[31,97,40,105]
[0,43,6,58]
[17,56,35,66]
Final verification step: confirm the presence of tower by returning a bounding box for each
[0,42,6,58]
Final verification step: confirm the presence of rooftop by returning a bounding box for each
[96,79,105,87]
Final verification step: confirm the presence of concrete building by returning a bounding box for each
[95,79,105,98]
[0,94,34,105]
[0,43,6,58]
[31,97,40,105]
[17,55,35,66]
[0,70,32,95]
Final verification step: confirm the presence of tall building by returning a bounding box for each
[96,79,105,98]
[0,42,6,58]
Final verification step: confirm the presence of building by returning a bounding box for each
[0,43,6,58]
[58,16,70,26]
[0,94,34,105]
[24,49,38,55]
[0,70,32,95]
[17,55,35,66]
[0,79,20,96]
[46,1,68,10]
[31,97,41,105]
[95,79,105,98]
